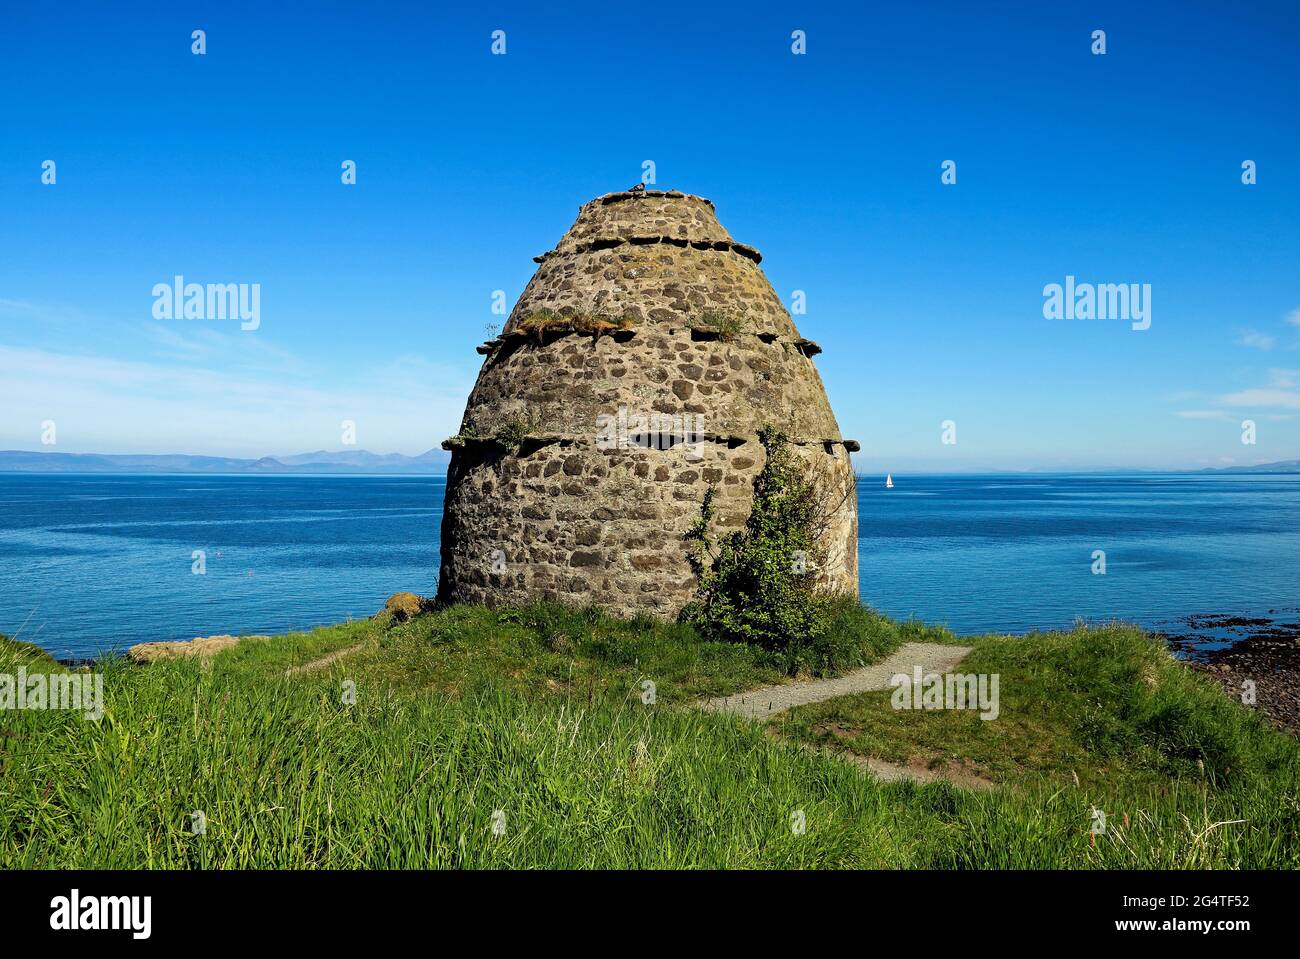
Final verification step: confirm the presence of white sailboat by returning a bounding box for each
[885,473,894,489]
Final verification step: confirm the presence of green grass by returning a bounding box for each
[776,623,1293,791]
[0,633,62,669]
[1,611,1297,869]
[773,622,1300,867]
[214,600,918,701]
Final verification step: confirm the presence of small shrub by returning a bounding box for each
[443,424,481,449]
[785,597,903,675]
[681,430,879,675]
[495,413,540,449]
[682,428,830,658]
[445,414,541,451]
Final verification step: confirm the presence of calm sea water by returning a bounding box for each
[858,473,1300,640]
[0,475,443,660]
[2,473,1298,659]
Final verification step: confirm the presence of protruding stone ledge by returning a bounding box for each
[597,189,714,209]
[797,438,859,453]
[534,235,762,264]
[477,323,638,355]
[693,434,859,453]
[443,431,859,454]
[476,326,824,358]
[441,432,573,453]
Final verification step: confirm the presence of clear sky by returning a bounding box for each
[2,0,1297,471]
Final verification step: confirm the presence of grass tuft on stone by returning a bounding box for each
[692,311,743,342]
[515,309,635,343]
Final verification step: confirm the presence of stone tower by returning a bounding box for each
[438,190,858,618]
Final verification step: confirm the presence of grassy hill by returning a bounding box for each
[1,606,1296,869]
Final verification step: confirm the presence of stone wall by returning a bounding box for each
[438,190,858,618]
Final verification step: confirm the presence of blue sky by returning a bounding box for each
[1,0,1297,470]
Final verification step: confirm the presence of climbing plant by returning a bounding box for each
[682,428,831,654]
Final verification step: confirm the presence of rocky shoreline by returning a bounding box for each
[1161,612,1300,735]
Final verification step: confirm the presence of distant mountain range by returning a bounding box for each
[1200,460,1300,473]
[2,450,1296,477]
[0,449,450,475]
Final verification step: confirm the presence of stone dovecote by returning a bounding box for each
[437,190,859,617]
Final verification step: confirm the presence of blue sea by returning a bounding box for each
[2,473,1298,660]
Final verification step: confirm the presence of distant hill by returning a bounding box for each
[0,449,450,475]
[1200,460,1300,474]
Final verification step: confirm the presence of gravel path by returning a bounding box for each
[696,642,974,720]
[786,741,994,791]
[285,642,369,677]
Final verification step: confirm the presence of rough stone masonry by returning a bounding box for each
[437,190,859,618]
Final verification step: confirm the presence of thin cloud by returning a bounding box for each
[1217,388,1300,409]
[0,345,473,456]
[1211,369,1300,409]
[1237,329,1275,351]
[141,322,308,374]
